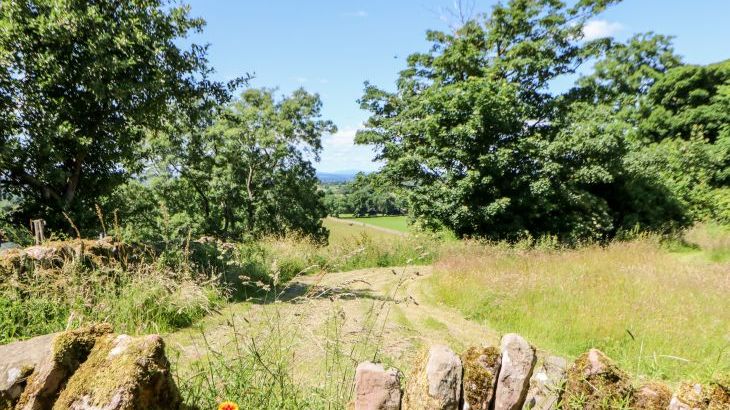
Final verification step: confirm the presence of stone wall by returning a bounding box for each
[353,333,729,410]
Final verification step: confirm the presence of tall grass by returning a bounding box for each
[0,251,226,344]
[172,266,414,409]
[237,230,439,283]
[0,219,434,345]
[426,227,730,384]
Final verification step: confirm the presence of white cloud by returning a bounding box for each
[318,125,380,173]
[583,20,623,41]
[342,10,368,18]
[293,77,309,84]
[323,127,358,148]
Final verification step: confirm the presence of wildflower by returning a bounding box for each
[218,401,239,410]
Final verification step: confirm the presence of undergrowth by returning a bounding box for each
[0,223,437,344]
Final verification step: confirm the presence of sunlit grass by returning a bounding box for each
[425,226,730,384]
[340,215,411,233]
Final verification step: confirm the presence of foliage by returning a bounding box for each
[357,0,642,241]
[138,88,335,242]
[639,60,730,145]
[0,0,234,231]
[323,172,407,217]
[0,200,33,246]
[358,0,728,241]
[574,33,682,109]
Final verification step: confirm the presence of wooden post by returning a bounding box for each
[30,219,45,245]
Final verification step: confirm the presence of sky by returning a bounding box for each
[184,0,730,173]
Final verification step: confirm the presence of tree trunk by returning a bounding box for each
[62,155,85,209]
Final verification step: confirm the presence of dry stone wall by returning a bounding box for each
[353,334,730,410]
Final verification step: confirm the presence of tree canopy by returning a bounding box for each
[117,88,336,242]
[357,0,728,241]
[0,0,232,229]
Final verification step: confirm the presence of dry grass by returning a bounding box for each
[426,227,730,384]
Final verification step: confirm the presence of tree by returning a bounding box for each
[639,60,730,145]
[573,33,682,110]
[356,0,638,241]
[0,0,231,229]
[145,88,336,241]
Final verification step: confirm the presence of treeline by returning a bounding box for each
[356,1,729,242]
[322,173,407,217]
[0,0,333,242]
[1,0,728,245]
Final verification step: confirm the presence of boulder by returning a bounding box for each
[0,333,56,409]
[53,333,182,410]
[493,333,536,410]
[461,346,501,410]
[632,382,672,409]
[563,349,632,410]
[404,345,462,410]
[353,361,402,410]
[16,324,113,410]
[522,355,567,410]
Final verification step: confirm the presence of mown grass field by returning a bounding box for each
[337,215,410,233]
[323,217,405,241]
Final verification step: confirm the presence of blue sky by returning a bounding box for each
[184,0,730,173]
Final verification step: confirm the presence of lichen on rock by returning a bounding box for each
[0,332,57,409]
[708,374,729,410]
[669,382,711,410]
[403,345,462,410]
[632,381,672,409]
[53,333,182,410]
[523,355,567,410]
[562,349,632,410]
[16,323,113,410]
[461,346,501,410]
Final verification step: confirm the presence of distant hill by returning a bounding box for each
[317,171,362,183]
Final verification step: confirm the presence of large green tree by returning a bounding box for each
[573,37,729,224]
[356,0,650,241]
[0,0,230,229]
[141,88,336,241]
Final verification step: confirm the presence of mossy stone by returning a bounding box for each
[462,346,501,410]
[633,381,672,409]
[708,374,729,410]
[16,323,113,410]
[54,333,182,409]
[562,349,632,410]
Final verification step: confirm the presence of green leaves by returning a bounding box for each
[358,0,728,242]
[0,0,230,231]
[144,88,335,241]
[357,0,630,241]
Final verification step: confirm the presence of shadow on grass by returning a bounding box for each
[238,281,399,305]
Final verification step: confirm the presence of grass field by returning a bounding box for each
[338,215,410,233]
[323,217,404,242]
[425,225,730,384]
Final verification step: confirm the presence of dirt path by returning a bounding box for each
[167,265,499,381]
[326,216,408,236]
